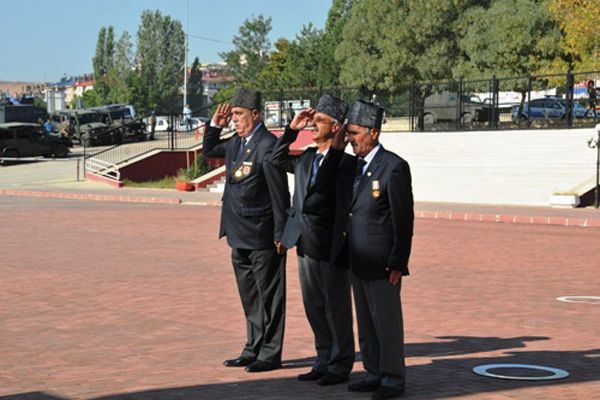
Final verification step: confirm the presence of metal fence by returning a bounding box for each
[83,111,208,167]
[261,69,600,132]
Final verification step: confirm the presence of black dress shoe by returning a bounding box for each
[297,369,326,381]
[317,372,348,386]
[245,359,282,373]
[371,386,405,399]
[223,357,255,367]
[347,380,381,392]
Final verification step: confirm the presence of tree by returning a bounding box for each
[107,31,134,105]
[220,15,272,85]
[548,0,600,71]
[316,0,353,88]
[454,0,565,118]
[286,24,324,88]
[82,89,102,108]
[336,0,477,128]
[255,38,294,90]
[133,10,185,114]
[187,57,205,113]
[92,27,109,102]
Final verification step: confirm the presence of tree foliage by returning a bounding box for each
[454,0,565,81]
[220,15,272,85]
[133,10,185,114]
[107,31,134,104]
[548,0,600,71]
[336,0,472,91]
[187,57,205,113]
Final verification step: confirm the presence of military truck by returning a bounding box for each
[0,122,72,161]
[92,105,146,143]
[49,109,113,146]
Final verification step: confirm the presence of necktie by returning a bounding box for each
[310,153,324,187]
[353,158,367,193]
[235,138,246,162]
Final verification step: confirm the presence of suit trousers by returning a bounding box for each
[298,254,354,376]
[232,248,286,364]
[352,273,406,389]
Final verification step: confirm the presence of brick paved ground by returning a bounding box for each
[0,197,599,400]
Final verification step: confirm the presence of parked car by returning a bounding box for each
[423,92,484,124]
[0,122,72,161]
[511,97,587,122]
[176,117,207,132]
[144,115,171,133]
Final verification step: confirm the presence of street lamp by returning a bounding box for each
[587,123,600,208]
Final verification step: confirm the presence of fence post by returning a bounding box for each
[457,79,464,131]
[409,83,415,132]
[527,76,533,129]
[279,89,284,128]
[566,70,574,129]
[170,111,175,151]
[492,75,499,130]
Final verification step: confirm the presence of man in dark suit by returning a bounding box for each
[203,88,289,373]
[331,100,414,400]
[271,95,354,386]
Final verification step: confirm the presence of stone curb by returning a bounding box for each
[2,189,600,228]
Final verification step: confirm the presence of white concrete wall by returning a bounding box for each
[380,128,599,206]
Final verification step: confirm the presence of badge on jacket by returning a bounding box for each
[233,161,253,181]
[371,180,380,198]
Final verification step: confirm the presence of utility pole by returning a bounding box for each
[182,0,189,113]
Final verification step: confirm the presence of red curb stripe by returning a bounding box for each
[0,189,182,205]
[415,210,600,229]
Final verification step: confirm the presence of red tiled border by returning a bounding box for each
[415,210,600,228]
[0,189,182,205]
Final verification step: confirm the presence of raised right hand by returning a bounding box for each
[212,103,232,127]
[289,108,316,131]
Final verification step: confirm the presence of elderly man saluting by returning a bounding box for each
[203,88,289,373]
[330,100,414,400]
[271,95,355,386]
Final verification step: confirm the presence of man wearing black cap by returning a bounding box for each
[203,87,289,373]
[271,94,354,386]
[331,100,414,399]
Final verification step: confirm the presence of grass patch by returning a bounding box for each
[122,176,176,189]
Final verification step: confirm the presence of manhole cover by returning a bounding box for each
[473,364,569,381]
[557,296,600,304]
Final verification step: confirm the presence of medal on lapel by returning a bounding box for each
[371,180,380,198]
[234,161,253,181]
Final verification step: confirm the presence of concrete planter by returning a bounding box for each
[549,194,580,208]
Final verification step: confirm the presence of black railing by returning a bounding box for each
[259,69,600,132]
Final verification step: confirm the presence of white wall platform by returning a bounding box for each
[379,128,598,206]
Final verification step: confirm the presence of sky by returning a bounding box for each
[0,0,331,83]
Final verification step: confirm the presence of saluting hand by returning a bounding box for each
[289,108,316,131]
[331,123,348,150]
[212,103,232,127]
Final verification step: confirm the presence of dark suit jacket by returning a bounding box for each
[271,126,343,261]
[203,122,289,250]
[330,145,414,279]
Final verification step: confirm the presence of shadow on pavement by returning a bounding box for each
[1,341,597,400]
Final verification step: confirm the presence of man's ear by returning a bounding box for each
[371,128,380,141]
[251,109,261,121]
